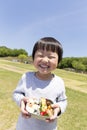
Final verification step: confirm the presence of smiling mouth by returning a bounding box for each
[39,64,50,69]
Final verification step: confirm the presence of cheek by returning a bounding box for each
[51,59,58,67]
[33,58,40,66]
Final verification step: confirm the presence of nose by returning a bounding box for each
[42,56,49,63]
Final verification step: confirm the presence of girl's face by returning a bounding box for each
[33,49,58,76]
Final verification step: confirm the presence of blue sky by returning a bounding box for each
[0,0,87,57]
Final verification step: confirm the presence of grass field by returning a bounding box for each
[0,59,87,130]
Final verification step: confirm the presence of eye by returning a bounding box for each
[48,56,56,59]
[38,54,44,58]
[35,52,43,58]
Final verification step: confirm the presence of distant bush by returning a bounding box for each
[59,57,87,73]
[0,46,28,57]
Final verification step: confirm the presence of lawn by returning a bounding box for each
[0,59,87,130]
[58,88,87,130]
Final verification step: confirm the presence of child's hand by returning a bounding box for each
[20,97,31,118]
[46,104,61,122]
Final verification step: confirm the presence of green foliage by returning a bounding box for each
[59,57,73,68]
[0,46,28,57]
[72,61,86,71]
[59,57,87,73]
[18,54,28,62]
[0,46,12,57]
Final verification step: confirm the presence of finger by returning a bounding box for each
[22,112,31,118]
[46,117,55,122]
[51,104,59,108]
[21,97,29,103]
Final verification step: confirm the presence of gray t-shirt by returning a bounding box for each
[13,72,67,130]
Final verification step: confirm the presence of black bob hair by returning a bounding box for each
[32,37,63,64]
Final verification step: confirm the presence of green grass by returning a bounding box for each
[0,59,87,130]
[0,59,35,71]
[58,88,87,130]
[54,69,87,92]
[54,69,87,82]
[0,69,21,130]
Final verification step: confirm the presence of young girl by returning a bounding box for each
[13,37,67,130]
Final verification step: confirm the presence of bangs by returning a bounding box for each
[36,42,58,52]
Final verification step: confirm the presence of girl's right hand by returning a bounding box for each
[20,97,31,118]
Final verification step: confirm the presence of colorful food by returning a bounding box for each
[26,97,54,117]
[40,97,54,117]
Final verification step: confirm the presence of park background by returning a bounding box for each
[0,0,87,130]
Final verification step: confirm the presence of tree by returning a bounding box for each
[18,49,28,56]
[72,60,86,72]
[0,46,28,57]
[59,57,72,68]
[18,54,28,62]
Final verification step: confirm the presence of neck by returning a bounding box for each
[35,72,53,80]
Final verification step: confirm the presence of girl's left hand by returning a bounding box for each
[46,104,61,122]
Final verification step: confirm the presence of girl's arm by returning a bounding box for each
[12,73,26,106]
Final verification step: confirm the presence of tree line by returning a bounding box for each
[0,46,87,73]
[59,57,87,73]
[0,46,28,57]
